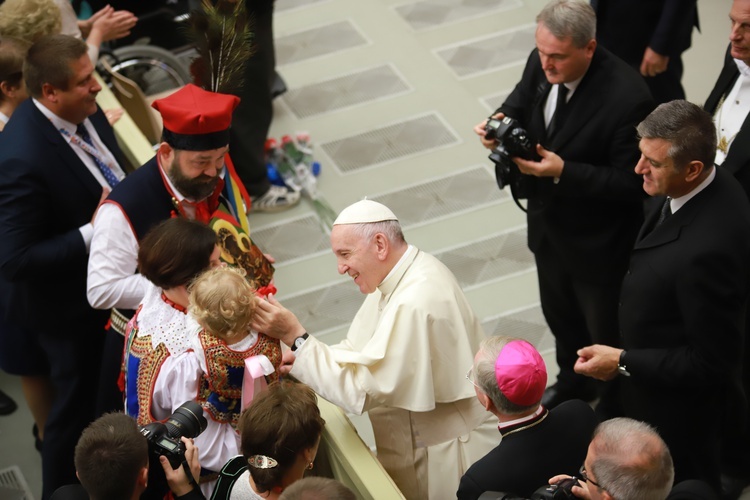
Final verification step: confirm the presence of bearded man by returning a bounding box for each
[86,84,261,413]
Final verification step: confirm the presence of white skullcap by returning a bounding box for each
[333,199,399,225]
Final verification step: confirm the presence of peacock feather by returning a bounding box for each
[188,0,254,95]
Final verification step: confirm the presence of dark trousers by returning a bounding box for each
[95,328,126,416]
[38,311,107,500]
[535,247,621,397]
[228,2,275,197]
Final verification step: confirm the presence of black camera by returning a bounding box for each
[484,116,535,198]
[139,401,207,500]
[532,477,580,499]
[478,477,580,500]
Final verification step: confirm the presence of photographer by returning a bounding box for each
[50,412,204,500]
[473,0,653,411]
[547,418,674,500]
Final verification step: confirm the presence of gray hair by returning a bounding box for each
[536,0,596,48]
[473,336,541,416]
[636,99,716,172]
[347,220,405,246]
[589,418,674,500]
[279,477,356,500]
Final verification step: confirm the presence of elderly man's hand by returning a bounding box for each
[513,144,564,178]
[473,112,505,150]
[548,475,591,499]
[252,294,306,347]
[279,349,296,376]
[574,344,622,381]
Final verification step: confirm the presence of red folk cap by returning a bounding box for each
[151,84,240,151]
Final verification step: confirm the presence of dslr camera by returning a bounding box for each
[484,116,535,199]
[139,401,207,499]
[478,477,580,500]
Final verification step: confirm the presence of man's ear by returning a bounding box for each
[137,466,149,489]
[40,82,57,103]
[683,160,705,183]
[157,142,174,164]
[374,233,389,261]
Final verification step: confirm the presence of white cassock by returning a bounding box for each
[290,246,498,499]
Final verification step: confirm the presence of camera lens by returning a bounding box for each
[164,401,207,439]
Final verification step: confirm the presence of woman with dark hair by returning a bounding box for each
[211,380,326,500]
[123,217,221,425]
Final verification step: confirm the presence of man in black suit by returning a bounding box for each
[457,337,597,500]
[473,0,653,409]
[591,0,699,104]
[0,34,126,499]
[575,100,750,492]
[704,1,750,493]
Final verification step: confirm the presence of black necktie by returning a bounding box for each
[656,197,672,226]
[547,84,569,138]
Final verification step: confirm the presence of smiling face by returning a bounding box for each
[535,23,595,85]
[330,224,388,294]
[48,54,101,124]
[730,0,750,64]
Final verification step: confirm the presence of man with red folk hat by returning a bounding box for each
[87,83,272,413]
[457,337,597,500]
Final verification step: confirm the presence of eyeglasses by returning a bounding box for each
[579,465,603,489]
[466,367,481,389]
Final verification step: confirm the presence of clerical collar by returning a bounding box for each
[0,111,9,124]
[498,406,548,437]
[379,244,415,287]
[498,405,543,431]
[734,58,750,78]
[670,166,716,214]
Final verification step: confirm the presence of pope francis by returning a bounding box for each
[252,200,497,499]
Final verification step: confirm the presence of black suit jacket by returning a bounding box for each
[704,46,750,198]
[592,0,698,63]
[618,168,750,487]
[0,99,124,330]
[499,46,654,284]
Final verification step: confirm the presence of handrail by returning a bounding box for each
[317,398,405,500]
[94,72,154,169]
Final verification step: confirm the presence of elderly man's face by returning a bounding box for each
[161,144,227,200]
[634,137,687,198]
[730,0,750,65]
[581,442,608,500]
[330,225,387,295]
[535,23,595,85]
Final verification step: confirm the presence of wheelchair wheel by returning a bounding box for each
[108,45,192,97]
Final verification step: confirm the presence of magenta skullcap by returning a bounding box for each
[494,340,547,406]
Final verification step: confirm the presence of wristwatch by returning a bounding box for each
[617,350,631,377]
[291,333,309,352]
